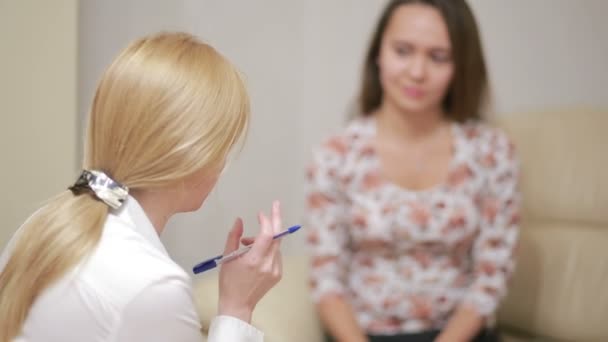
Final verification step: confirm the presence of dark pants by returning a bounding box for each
[325,328,500,342]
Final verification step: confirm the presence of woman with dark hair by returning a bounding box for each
[305,1,520,341]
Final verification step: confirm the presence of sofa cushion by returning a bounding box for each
[495,108,608,225]
[498,221,608,341]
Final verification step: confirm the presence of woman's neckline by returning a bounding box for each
[366,115,461,195]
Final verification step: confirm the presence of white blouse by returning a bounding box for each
[0,196,263,342]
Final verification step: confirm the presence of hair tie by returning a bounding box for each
[69,170,129,209]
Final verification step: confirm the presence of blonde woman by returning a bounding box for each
[0,32,282,342]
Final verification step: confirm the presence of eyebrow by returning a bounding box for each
[390,39,451,51]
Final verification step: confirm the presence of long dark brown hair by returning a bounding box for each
[358,0,488,122]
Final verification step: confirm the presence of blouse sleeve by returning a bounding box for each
[463,129,521,317]
[207,316,264,342]
[305,137,353,302]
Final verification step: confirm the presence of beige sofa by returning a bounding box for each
[194,108,608,341]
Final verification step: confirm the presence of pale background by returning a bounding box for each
[0,0,78,247]
[1,0,607,274]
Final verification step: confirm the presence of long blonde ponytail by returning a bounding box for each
[0,193,107,341]
[0,32,250,341]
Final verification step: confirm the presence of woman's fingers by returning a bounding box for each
[240,237,255,246]
[241,201,283,247]
[269,201,282,257]
[272,247,282,280]
[217,202,284,322]
[223,218,244,254]
[248,212,274,260]
[271,201,282,235]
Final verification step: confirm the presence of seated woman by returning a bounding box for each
[305,1,520,341]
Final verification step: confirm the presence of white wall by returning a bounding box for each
[470,0,608,113]
[74,0,608,272]
[0,0,78,248]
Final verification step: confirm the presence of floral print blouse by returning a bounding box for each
[305,117,520,335]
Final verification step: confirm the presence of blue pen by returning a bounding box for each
[192,225,302,274]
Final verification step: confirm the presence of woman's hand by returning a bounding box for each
[217,201,283,323]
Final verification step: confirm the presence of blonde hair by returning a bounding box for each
[0,32,250,341]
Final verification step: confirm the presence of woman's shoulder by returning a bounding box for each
[79,217,190,304]
[458,120,516,153]
[313,116,374,157]
[456,120,519,172]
